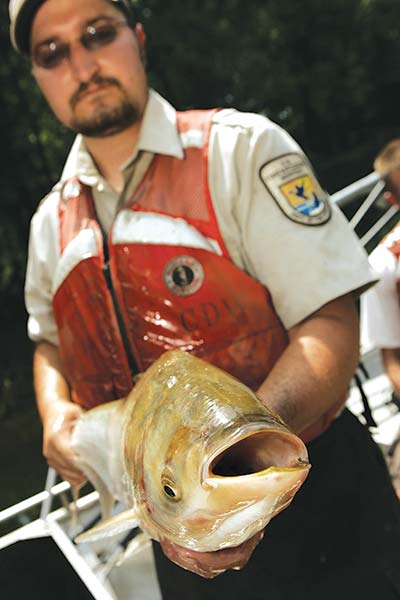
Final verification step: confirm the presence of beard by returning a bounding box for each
[70,75,143,138]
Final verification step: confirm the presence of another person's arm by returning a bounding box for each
[34,341,86,486]
[382,347,400,397]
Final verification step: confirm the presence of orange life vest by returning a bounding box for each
[52,108,343,441]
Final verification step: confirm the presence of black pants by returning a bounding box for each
[153,409,400,599]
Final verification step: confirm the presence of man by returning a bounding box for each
[361,140,400,394]
[361,139,400,497]
[9,0,400,598]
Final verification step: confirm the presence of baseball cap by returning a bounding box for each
[9,0,133,54]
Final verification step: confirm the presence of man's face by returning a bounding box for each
[30,0,148,137]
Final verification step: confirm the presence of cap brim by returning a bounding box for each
[12,0,45,54]
[12,0,134,55]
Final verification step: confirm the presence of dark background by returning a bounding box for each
[1,0,400,510]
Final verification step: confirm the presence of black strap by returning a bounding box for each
[353,364,378,429]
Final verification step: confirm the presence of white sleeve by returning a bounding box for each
[360,246,400,351]
[25,193,60,346]
[209,110,377,329]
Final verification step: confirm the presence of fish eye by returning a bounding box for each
[163,485,176,498]
[161,476,181,501]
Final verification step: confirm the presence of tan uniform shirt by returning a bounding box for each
[25,89,376,346]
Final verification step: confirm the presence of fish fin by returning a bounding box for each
[116,531,152,567]
[69,485,82,533]
[75,508,139,544]
[96,480,115,522]
[79,463,116,521]
[71,485,81,507]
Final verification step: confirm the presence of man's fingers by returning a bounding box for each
[48,462,87,487]
[159,531,264,579]
[64,472,87,487]
[41,404,86,487]
[46,450,86,486]
[159,540,225,579]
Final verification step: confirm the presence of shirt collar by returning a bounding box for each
[135,89,183,158]
[61,89,184,184]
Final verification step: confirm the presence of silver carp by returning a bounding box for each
[72,350,310,552]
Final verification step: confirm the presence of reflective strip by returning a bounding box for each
[112,210,222,254]
[53,214,223,295]
[180,129,205,149]
[52,228,99,295]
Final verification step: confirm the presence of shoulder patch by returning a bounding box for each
[259,153,331,225]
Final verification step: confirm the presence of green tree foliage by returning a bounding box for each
[0,0,400,413]
[139,0,400,183]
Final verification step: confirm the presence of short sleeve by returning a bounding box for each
[209,110,377,329]
[25,193,60,346]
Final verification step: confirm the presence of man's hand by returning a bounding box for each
[42,400,86,487]
[159,530,264,579]
[34,342,87,486]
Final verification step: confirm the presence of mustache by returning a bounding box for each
[70,75,122,109]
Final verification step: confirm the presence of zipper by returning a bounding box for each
[102,236,139,380]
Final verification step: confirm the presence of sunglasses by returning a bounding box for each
[32,20,130,70]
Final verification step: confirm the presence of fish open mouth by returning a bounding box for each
[209,430,308,477]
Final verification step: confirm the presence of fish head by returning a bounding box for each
[123,350,310,552]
